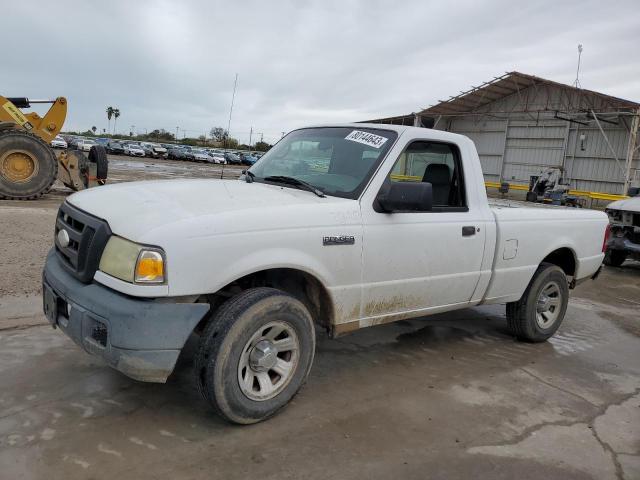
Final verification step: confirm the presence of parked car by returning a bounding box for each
[209,153,226,164]
[124,143,145,157]
[603,196,640,267]
[76,139,97,152]
[191,149,210,162]
[167,147,187,160]
[140,142,168,159]
[50,135,67,149]
[106,141,125,155]
[240,152,257,166]
[94,138,109,146]
[224,152,241,165]
[42,124,609,424]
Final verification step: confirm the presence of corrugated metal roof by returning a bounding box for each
[422,71,639,116]
[364,71,639,123]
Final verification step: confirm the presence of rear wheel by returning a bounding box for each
[506,263,569,342]
[0,129,58,200]
[603,249,626,267]
[195,287,315,424]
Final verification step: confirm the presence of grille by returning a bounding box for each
[55,202,112,283]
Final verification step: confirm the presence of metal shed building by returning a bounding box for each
[367,72,640,195]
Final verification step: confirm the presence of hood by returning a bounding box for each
[67,179,346,241]
[606,196,640,212]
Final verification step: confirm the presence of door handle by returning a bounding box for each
[462,226,476,237]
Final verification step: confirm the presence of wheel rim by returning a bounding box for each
[535,281,562,329]
[238,321,300,401]
[0,150,39,183]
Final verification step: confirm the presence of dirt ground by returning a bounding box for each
[0,155,639,479]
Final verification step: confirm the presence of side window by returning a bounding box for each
[389,141,466,209]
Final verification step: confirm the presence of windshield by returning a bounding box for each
[248,127,397,199]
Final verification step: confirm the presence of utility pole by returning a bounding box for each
[281,131,285,138]
[249,126,253,147]
[226,73,238,149]
[175,126,179,144]
[260,133,264,143]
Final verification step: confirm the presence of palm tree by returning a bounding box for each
[91,126,97,135]
[106,106,114,134]
[113,109,120,135]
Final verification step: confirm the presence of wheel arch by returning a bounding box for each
[196,267,335,334]
[540,246,577,278]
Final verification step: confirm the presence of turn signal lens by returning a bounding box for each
[135,250,165,283]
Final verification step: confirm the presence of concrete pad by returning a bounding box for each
[468,423,618,480]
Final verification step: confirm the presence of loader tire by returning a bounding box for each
[88,145,108,183]
[0,129,58,200]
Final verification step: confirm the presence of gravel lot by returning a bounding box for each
[0,155,638,479]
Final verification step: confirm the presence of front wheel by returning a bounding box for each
[506,263,569,342]
[195,288,316,424]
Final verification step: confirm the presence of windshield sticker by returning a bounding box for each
[344,130,388,149]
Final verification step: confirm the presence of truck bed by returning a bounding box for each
[480,201,607,305]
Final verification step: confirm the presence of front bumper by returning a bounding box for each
[42,250,209,383]
[607,236,640,254]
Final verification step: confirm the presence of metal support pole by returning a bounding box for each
[623,108,640,194]
[560,121,571,174]
[498,118,510,182]
[591,110,626,177]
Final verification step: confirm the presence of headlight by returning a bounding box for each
[99,236,166,284]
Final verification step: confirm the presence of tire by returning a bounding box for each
[506,262,569,342]
[195,287,315,424]
[88,145,108,181]
[525,191,537,202]
[603,249,626,267]
[0,129,58,200]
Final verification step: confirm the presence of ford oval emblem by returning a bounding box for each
[57,229,70,248]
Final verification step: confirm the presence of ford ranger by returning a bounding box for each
[42,124,609,424]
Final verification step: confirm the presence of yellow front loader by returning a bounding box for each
[0,96,107,200]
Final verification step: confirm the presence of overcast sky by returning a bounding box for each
[4,0,639,144]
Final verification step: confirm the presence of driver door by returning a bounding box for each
[360,140,485,320]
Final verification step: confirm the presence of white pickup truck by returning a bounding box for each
[42,124,608,424]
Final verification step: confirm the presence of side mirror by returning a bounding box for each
[376,182,433,213]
